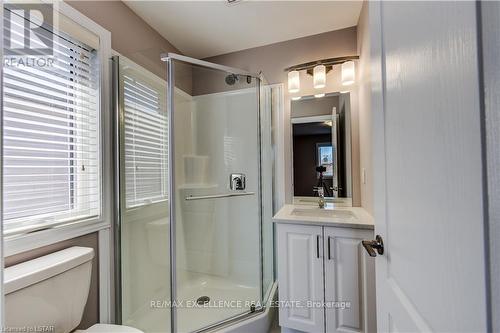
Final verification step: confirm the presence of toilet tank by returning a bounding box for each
[4,247,94,333]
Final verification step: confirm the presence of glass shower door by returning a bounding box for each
[168,56,262,332]
[114,56,170,333]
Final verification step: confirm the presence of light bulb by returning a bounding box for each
[288,70,300,93]
[313,65,326,89]
[341,61,355,86]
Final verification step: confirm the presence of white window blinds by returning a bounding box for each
[3,8,101,235]
[120,58,168,208]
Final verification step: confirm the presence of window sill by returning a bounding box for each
[4,220,111,257]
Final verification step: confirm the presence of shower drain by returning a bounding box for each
[196,296,210,305]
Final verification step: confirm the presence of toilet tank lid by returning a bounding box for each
[4,246,94,294]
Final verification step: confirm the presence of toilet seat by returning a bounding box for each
[84,324,144,333]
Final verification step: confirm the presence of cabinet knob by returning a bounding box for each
[362,235,384,257]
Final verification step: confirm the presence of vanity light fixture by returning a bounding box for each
[313,65,326,89]
[291,96,301,101]
[288,70,300,93]
[341,60,355,86]
[285,55,358,93]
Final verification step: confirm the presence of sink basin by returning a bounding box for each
[295,197,346,204]
[291,208,356,220]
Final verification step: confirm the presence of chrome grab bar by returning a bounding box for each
[185,191,255,201]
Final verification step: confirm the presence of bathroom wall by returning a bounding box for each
[5,233,99,329]
[204,27,361,206]
[66,1,194,94]
[291,95,339,118]
[356,2,373,215]
[66,0,178,80]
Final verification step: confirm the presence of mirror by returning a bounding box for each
[291,92,352,206]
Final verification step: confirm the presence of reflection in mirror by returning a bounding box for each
[291,92,352,206]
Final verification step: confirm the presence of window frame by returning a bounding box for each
[4,1,112,256]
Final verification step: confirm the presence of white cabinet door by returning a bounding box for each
[324,227,376,333]
[277,223,324,333]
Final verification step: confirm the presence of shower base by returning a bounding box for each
[125,274,259,333]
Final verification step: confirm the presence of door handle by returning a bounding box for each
[362,235,384,257]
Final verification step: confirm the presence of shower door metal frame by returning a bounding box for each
[111,55,123,324]
[163,53,265,333]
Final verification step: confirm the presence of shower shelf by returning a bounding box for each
[185,192,255,201]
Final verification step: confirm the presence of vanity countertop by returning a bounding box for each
[273,204,374,230]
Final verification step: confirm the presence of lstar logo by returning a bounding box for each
[4,3,54,56]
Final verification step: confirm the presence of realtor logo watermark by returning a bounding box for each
[4,2,56,67]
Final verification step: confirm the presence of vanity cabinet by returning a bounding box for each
[277,223,376,333]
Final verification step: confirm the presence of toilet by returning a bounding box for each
[4,247,143,333]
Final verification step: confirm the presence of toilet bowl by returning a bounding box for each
[4,247,144,333]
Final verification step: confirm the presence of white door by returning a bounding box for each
[277,223,324,333]
[324,227,376,333]
[0,0,4,327]
[370,2,489,332]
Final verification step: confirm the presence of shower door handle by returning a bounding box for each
[185,192,255,201]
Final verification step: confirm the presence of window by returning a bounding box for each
[121,58,168,208]
[3,7,101,235]
[317,143,333,177]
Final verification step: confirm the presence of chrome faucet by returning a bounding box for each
[313,187,325,209]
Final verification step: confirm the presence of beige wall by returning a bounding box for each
[205,27,361,205]
[291,95,339,118]
[357,2,373,214]
[5,233,100,329]
[66,0,179,80]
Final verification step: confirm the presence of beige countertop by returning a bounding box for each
[273,204,374,230]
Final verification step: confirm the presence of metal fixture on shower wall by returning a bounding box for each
[225,74,253,85]
[230,173,246,190]
[285,55,359,94]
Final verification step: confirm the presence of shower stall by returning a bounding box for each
[113,53,276,333]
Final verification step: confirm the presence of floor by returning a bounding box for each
[125,274,260,333]
[177,275,259,332]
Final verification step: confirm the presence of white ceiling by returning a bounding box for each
[123,1,363,59]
